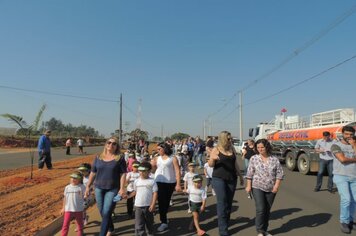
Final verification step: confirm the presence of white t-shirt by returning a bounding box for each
[83,176,89,187]
[315,139,336,160]
[64,183,86,212]
[126,171,140,192]
[187,186,207,203]
[77,139,84,146]
[204,163,213,178]
[183,172,197,189]
[134,177,158,207]
[154,155,176,183]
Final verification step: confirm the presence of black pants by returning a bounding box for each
[127,191,134,215]
[252,188,276,234]
[38,152,52,169]
[135,206,154,236]
[157,182,176,224]
[66,146,71,155]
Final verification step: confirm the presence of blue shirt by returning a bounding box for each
[92,155,127,190]
[37,135,51,153]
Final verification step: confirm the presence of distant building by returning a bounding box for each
[0,127,17,136]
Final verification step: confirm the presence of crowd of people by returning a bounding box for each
[54,125,356,236]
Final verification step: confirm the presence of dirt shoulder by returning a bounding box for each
[0,154,97,235]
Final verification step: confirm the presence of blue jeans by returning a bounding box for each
[244,158,250,173]
[252,188,276,234]
[193,153,204,168]
[212,177,237,236]
[315,159,333,190]
[333,175,356,224]
[95,187,118,236]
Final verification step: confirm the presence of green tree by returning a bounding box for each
[128,128,149,142]
[171,132,190,141]
[152,136,163,142]
[1,104,47,179]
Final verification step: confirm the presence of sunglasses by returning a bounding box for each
[106,141,117,146]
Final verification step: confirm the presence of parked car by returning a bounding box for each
[234,140,247,155]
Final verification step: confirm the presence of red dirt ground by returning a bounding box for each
[0,141,158,236]
[0,154,97,236]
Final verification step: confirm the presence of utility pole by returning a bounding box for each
[137,98,142,130]
[161,124,164,139]
[203,119,206,138]
[239,90,243,141]
[119,93,123,143]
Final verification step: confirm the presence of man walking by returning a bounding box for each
[38,129,52,170]
[314,131,335,193]
[331,125,356,234]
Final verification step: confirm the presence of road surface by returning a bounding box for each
[0,146,103,170]
[54,164,345,236]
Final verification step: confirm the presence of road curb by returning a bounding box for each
[36,198,96,236]
[35,216,63,236]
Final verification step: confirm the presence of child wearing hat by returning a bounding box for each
[187,174,207,236]
[127,152,137,172]
[203,157,216,196]
[128,161,158,236]
[183,162,198,213]
[60,171,86,236]
[78,163,92,226]
[125,161,141,219]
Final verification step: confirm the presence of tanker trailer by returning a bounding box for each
[249,108,356,175]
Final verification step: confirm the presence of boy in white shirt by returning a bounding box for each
[125,161,140,219]
[60,171,86,236]
[203,158,216,196]
[128,161,158,236]
[187,174,207,236]
[184,162,198,213]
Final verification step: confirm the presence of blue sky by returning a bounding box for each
[0,1,356,138]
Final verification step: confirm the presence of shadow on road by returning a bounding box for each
[229,207,303,234]
[269,212,332,235]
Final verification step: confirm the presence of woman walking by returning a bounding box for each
[151,142,181,232]
[208,131,244,236]
[245,138,284,236]
[84,137,127,236]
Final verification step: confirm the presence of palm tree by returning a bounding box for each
[1,104,47,179]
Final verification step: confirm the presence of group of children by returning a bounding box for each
[60,152,216,236]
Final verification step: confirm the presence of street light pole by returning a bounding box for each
[239,90,243,141]
[119,93,123,143]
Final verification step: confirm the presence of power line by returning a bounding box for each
[122,103,159,130]
[217,53,356,122]
[0,85,119,103]
[241,4,356,91]
[0,84,160,130]
[206,4,356,120]
[245,54,356,106]
[207,92,237,118]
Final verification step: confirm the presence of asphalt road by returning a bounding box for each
[54,162,347,236]
[0,146,103,170]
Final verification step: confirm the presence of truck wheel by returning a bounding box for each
[297,153,310,175]
[285,152,297,171]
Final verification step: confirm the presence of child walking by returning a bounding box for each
[187,175,207,236]
[183,162,197,213]
[125,161,140,219]
[128,161,158,236]
[203,158,215,196]
[78,163,92,225]
[60,171,86,236]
